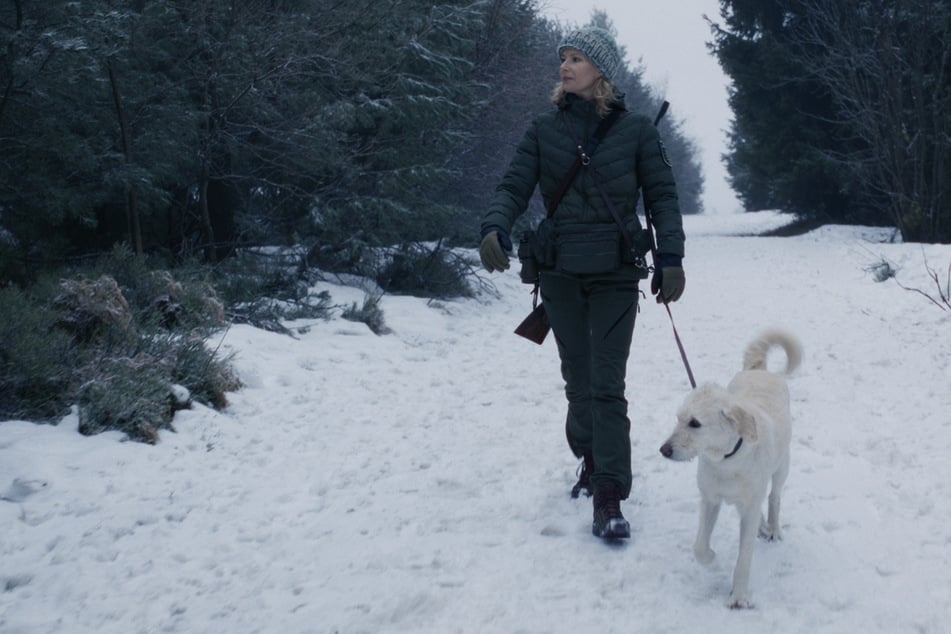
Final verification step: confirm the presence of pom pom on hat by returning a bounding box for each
[557,26,621,81]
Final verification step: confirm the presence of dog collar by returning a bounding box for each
[723,438,744,459]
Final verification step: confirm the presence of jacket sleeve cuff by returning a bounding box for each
[480,225,505,239]
[481,225,512,251]
[656,253,683,269]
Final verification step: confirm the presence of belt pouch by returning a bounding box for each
[555,223,621,274]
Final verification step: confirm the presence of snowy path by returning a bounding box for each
[2,214,950,633]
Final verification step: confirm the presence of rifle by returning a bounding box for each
[642,100,697,388]
[642,100,670,258]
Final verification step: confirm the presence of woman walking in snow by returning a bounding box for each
[479,25,686,540]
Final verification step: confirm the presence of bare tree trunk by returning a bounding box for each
[197,49,217,264]
[107,61,142,256]
[198,159,216,263]
[1,0,25,129]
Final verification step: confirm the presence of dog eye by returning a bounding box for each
[688,419,701,429]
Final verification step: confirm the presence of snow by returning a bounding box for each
[2,211,950,633]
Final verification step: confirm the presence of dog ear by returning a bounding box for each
[722,404,758,444]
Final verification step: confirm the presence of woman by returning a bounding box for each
[479,26,686,540]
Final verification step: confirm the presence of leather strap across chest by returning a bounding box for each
[546,108,623,218]
[560,109,641,258]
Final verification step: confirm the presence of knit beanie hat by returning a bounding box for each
[557,26,621,82]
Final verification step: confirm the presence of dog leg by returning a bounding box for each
[728,507,760,609]
[760,458,789,541]
[693,498,719,564]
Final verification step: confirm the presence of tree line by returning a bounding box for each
[712,0,950,242]
[0,0,703,284]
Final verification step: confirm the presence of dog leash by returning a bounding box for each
[662,301,696,388]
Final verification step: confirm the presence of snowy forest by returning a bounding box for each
[1,0,949,437]
[1,2,951,631]
[0,0,702,268]
[712,0,950,241]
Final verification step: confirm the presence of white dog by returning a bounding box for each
[659,329,803,609]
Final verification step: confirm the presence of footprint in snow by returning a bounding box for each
[0,478,48,503]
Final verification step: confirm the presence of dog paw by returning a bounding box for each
[727,594,753,610]
[758,525,783,541]
[757,518,783,541]
[693,546,716,564]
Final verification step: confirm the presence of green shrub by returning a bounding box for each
[1,256,239,442]
[77,355,174,444]
[88,245,226,332]
[171,335,241,409]
[342,294,390,335]
[0,287,79,420]
[376,242,473,299]
[213,249,332,334]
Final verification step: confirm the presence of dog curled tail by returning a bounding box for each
[742,329,803,375]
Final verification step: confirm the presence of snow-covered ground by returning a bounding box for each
[2,211,949,633]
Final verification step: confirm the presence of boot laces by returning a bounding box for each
[571,460,590,498]
[596,485,624,519]
[602,493,622,519]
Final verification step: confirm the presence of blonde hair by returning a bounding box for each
[550,77,618,117]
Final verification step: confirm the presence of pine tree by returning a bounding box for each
[711,0,950,241]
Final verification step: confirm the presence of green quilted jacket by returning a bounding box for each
[481,93,685,259]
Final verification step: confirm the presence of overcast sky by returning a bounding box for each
[542,0,741,215]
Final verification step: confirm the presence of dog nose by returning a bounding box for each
[660,443,673,458]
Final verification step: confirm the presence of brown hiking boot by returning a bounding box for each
[592,482,630,539]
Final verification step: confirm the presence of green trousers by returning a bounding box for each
[540,266,640,498]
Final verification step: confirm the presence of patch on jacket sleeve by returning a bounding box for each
[658,140,673,167]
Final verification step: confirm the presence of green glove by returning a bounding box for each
[653,266,685,304]
[479,231,511,273]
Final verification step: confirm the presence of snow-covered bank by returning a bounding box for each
[2,213,949,633]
